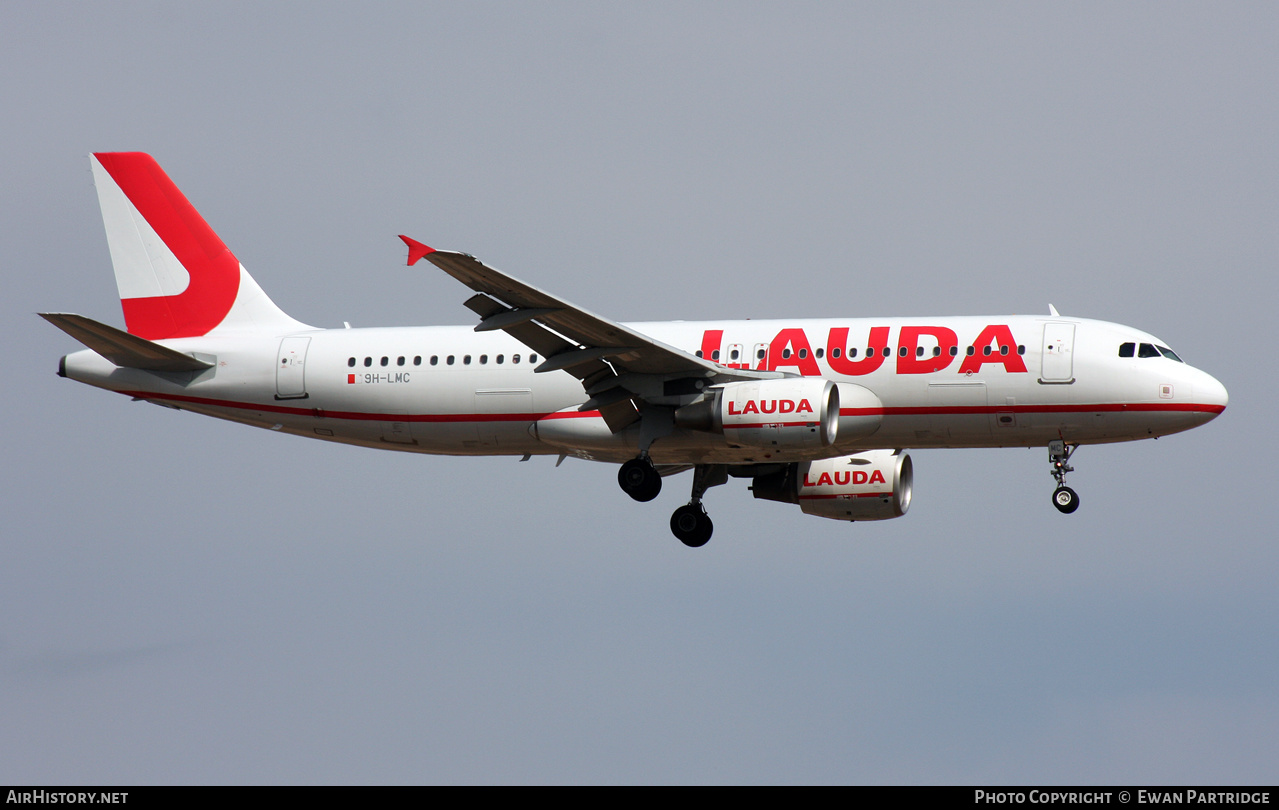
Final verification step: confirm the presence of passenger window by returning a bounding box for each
[832,347,842,359]
[414,356,421,366]
[732,348,742,360]
[815,348,823,359]
[882,347,891,357]
[430,356,438,366]
[464,355,472,365]
[999,345,1009,356]
[1118,343,1135,357]
[695,350,703,358]
[712,350,720,360]
[850,348,858,358]
[782,349,792,359]
[949,346,958,357]
[983,346,992,356]
[530,354,538,363]
[381,356,389,366]
[513,354,521,364]
[756,348,766,360]
[496,354,504,364]
[1138,343,1160,358]
[364,357,372,367]
[347,357,356,367]
[916,346,924,357]
[1017,345,1025,355]
[397,356,405,366]
[966,346,974,357]
[899,347,908,357]
[798,349,807,359]
[447,355,455,365]
[480,355,488,364]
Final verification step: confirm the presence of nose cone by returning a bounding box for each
[1197,371,1229,418]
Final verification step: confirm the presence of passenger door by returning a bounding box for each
[1040,323,1075,383]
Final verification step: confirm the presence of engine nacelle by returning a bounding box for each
[833,382,885,443]
[675,378,839,450]
[751,449,913,521]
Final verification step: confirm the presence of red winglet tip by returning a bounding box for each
[398,235,435,266]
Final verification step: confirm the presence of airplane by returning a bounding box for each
[43,152,1229,547]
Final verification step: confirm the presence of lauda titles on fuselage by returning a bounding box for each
[44,153,1228,547]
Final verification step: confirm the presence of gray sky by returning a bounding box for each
[3,2,1276,784]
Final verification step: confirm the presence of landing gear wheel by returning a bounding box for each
[1052,486,1080,514]
[670,503,713,547]
[1047,442,1080,514]
[618,457,661,502]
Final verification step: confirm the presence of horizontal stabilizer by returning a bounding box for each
[39,313,213,372]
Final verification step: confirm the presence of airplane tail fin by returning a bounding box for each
[90,152,310,340]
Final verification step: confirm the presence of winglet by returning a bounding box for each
[399,235,435,266]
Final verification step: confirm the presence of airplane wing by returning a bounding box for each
[401,236,782,430]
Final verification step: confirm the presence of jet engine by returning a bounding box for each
[674,378,839,450]
[750,449,913,521]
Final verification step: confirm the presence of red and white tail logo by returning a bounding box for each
[91,153,307,339]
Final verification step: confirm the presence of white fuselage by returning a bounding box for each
[60,314,1228,466]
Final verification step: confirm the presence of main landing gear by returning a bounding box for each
[618,456,661,502]
[669,464,726,548]
[1048,440,1080,514]
[618,459,726,547]
[670,503,713,548]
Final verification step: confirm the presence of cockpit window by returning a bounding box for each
[1121,341,1182,361]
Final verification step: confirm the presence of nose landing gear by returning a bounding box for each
[1052,486,1079,513]
[1048,440,1080,514]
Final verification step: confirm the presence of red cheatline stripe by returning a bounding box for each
[113,389,600,422]
[841,402,1226,416]
[540,409,604,420]
[111,388,1224,424]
